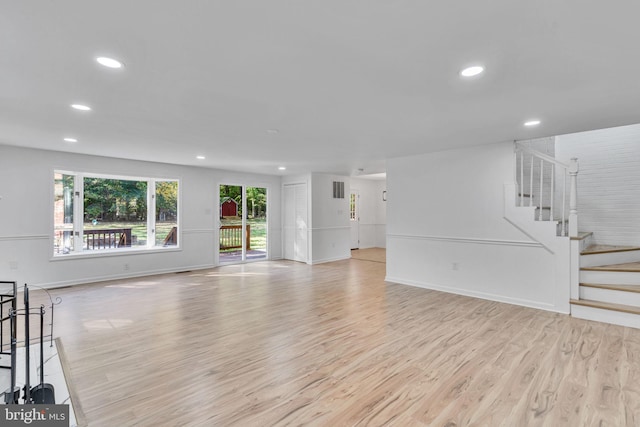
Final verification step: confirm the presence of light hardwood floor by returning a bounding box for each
[26,251,640,426]
[351,248,386,264]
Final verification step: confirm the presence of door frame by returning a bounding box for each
[350,189,360,250]
[216,183,270,265]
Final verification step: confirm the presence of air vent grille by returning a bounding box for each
[332,181,345,199]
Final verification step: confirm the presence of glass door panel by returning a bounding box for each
[219,184,243,264]
[53,173,74,254]
[246,187,267,261]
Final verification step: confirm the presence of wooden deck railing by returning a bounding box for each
[220,225,250,250]
[84,228,132,250]
[163,226,178,246]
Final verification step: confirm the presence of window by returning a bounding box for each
[53,172,179,256]
[350,193,357,221]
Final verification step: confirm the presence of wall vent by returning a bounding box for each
[332,181,345,199]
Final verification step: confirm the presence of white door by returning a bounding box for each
[283,183,308,263]
[283,185,295,260]
[350,190,359,249]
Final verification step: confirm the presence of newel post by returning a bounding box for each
[568,158,579,238]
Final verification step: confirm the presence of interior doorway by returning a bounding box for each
[219,184,268,264]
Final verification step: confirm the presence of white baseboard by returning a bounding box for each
[32,264,217,289]
[385,275,567,314]
[310,255,351,265]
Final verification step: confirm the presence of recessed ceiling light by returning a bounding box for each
[278,166,286,170]
[71,104,91,111]
[96,56,124,69]
[196,155,206,160]
[524,120,541,127]
[460,65,484,77]
[267,129,279,134]
[63,137,78,143]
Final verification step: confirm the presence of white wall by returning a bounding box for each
[309,173,351,264]
[375,180,387,248]
[556,123,640,246]
[350,177,386,248]
[0,145,282,288]
[386,141,569,313]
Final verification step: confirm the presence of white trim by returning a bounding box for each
[515,143,570,169]
[31,263,217,289]
[386,233,543,248]
[385,275,567,314]
[53,169,179,183]
[310,226,351,231]
[309,255,351,265]
[0,234,49,241]
[50,246,181,261]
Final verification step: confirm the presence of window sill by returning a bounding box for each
[50,246,181,261]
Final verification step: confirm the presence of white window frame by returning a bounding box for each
[53,170,180,257]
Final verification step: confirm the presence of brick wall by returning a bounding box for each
[556,123,640,246]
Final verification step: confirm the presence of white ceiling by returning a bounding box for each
[2,1,640,176]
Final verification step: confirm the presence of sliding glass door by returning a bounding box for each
[246,186,267,260]
[218,184,267,264]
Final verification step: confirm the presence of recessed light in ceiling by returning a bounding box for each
[96,56,124,69]
[63,137,78,143]
[196,155,206,160]
[267,129,279,134]
[278,166,286,170]
[460,65,484,77]
[71,104,91,111]
[524,119,541,127]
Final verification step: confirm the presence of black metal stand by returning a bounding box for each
[1,282,60,405]
[0,281,18,404]
[29,305,55,404]
[21,284,55,404]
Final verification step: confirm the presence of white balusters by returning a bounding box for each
[539,159,544,220]
[514,143,577,237]
[529,155,534,207]
[562,173,566,236]
[550,164,554,222]
[569,158,579,237]
[520,152,524,207]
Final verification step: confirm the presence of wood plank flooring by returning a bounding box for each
[24,254,640,426]
[350,248,386,263]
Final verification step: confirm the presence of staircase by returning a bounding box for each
[571,240,640,328]
[513,140,640,329]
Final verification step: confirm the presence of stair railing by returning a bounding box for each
[514,143,578,237]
